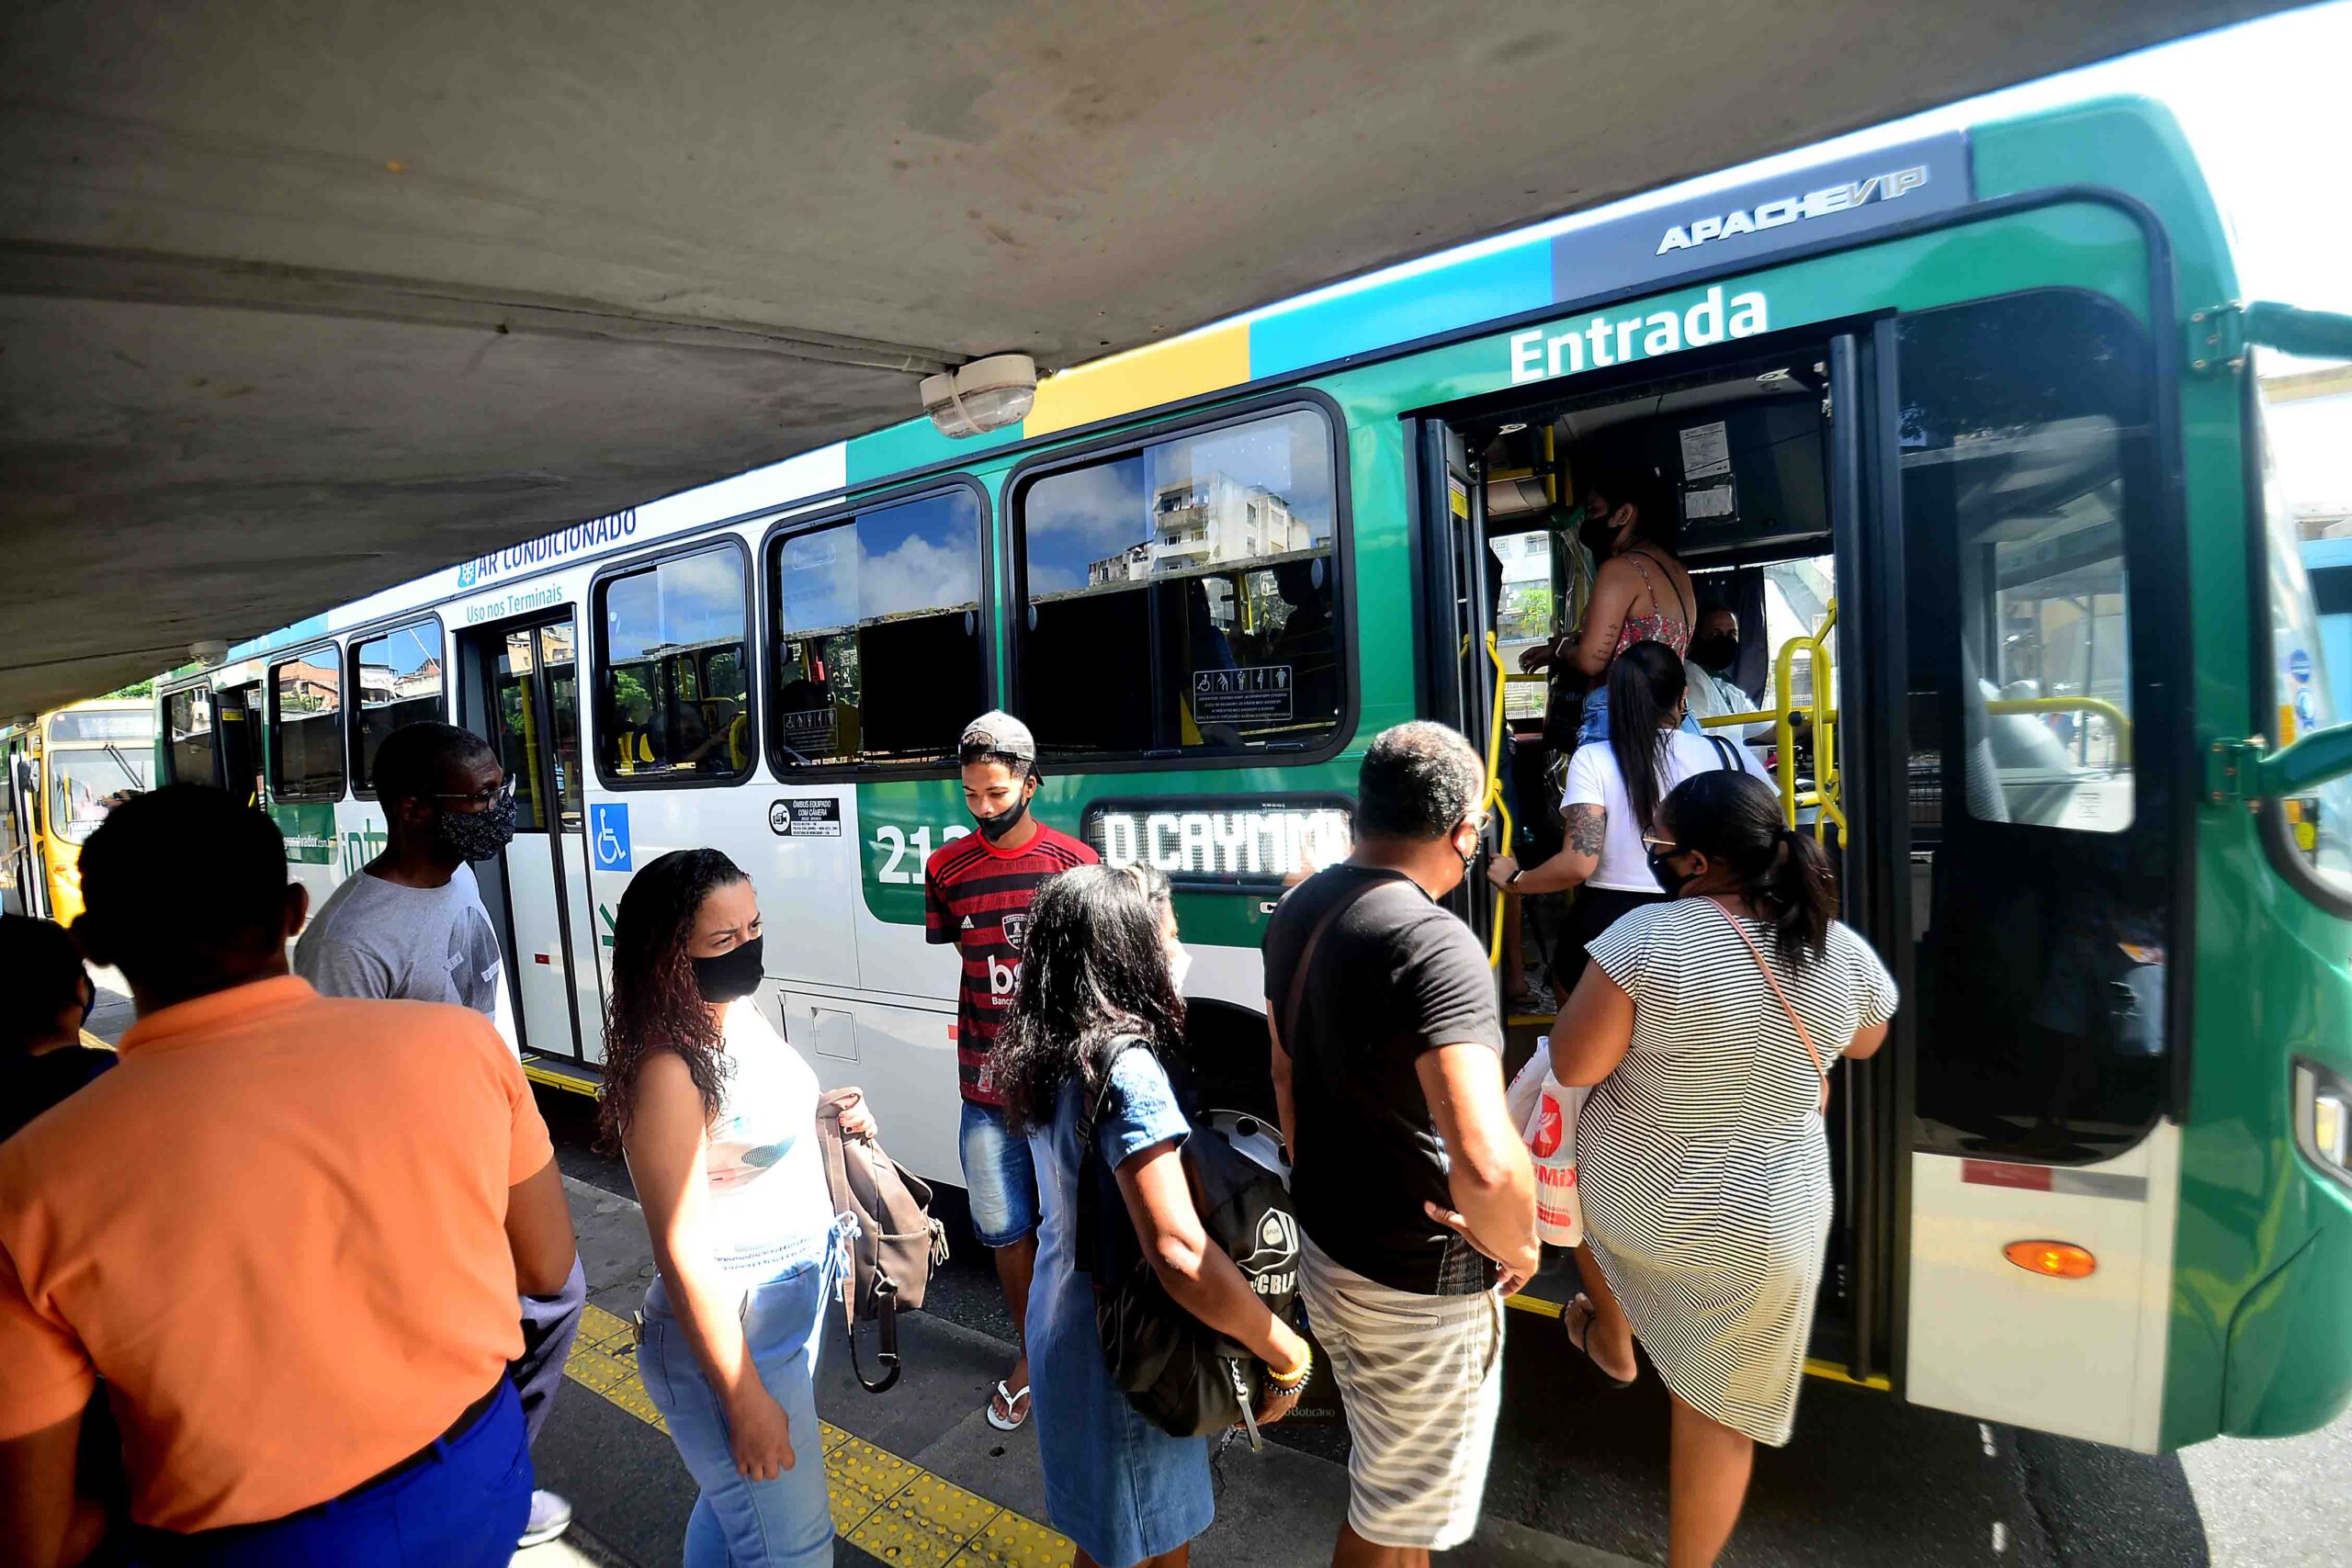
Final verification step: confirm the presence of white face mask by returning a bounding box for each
[1165,943,1193,996]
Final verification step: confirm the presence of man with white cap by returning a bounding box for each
[923,711,1096,1431]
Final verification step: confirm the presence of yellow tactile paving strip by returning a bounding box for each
[565,1303,1072,1566]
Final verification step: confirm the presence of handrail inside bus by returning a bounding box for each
[1984,695,2133,762]
[1698,601,1843,839]
[1481,631,1515,969]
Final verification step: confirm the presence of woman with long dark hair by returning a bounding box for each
[1545,773,1896,1568]
[599,849,876,1568]
[1488,640,1766,994]
[993,863,1310,1568]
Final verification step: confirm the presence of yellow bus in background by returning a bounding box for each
[1,699,155,926]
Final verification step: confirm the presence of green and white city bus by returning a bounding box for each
[152,95,2352,1454]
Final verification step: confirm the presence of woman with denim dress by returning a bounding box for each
[600,848,876,1568]
[991,863,1311,1568]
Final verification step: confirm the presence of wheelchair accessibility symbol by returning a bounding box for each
[591,803,631,872]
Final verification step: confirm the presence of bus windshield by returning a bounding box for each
[51,746,152,843]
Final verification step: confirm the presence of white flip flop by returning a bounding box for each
[985,1379,1032,1431]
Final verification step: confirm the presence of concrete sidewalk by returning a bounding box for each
[545,1176,1633,1568]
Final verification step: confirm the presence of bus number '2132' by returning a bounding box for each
[872,823,967,885]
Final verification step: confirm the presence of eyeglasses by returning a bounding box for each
[1640,835,1683,857]
[433,777,515,809]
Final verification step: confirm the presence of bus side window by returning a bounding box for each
[351,620,445,794]
[1012,407,1344,762]
[595,545,752,785]
[770,487,986,771]
[270,648,345,801]
[165,687,221,789]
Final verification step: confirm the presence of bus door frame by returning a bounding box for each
[454,610,594,1061]
[1826,325,1907,1393]
[1412,420,1502,943]
[5,729,48,918]
[215,679,265,810]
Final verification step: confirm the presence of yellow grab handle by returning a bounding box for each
[1481,632,1516,968]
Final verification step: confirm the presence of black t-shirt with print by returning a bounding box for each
[1262,864,1504,1295]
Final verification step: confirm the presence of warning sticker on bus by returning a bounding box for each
[778,705,838,754]
[769,798,842,838]
[1193,665,1294,725]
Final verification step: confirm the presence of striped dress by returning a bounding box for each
[1578,901,1897,1446]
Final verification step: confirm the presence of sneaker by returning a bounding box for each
[518,1488,573,1549]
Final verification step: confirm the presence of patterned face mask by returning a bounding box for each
[435,791,518,863]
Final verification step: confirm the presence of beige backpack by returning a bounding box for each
[816,1089,950,1393]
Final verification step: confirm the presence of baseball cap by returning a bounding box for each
[957,711,1036,766]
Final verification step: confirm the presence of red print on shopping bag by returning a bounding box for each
[1531,1093,1564,1158]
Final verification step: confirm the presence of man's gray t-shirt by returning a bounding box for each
[295,864,515,1051]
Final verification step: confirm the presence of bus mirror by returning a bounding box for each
[2191,300,2352,374]
[2251,722,2352,800]
[2243,301,2352,364]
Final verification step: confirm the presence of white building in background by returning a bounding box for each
[1089,542,1153,586]
[1086,474,1313,584]
[2265,366,2352,538]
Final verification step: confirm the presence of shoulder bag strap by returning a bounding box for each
[1704,897,1831,1114]
[812,1099,858,1339]
[1279,875,1400,1057]
[1705,733,1741,773]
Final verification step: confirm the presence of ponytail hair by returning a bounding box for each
[1657,771,1838,969]
[1606,640,1688,838]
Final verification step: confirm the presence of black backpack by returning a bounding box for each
[1075,1036,1301,1449]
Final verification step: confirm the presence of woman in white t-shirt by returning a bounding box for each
[1489,639,1766,993]
[599,848,876,1568]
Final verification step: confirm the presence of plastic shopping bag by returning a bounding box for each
[1517,1040,1589,1247]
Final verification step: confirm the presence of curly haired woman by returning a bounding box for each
[598,848,876,1568]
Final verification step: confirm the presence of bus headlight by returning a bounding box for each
[2293,1058,2352,1188]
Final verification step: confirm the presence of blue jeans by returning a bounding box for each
[639,1224,848,1568]
[959,1100,1041,1247]
[129,1379,529,1566]
[514,1255,587,1450]
[1577,683,1702,745]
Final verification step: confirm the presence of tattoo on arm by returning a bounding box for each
[1565,805,1606,858]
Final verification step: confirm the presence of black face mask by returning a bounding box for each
[1646,843,1697,898]
[435,792,518,863]
[1690,634,1739,674]
[1578,513,1622,558]
[692,935,765,1005]
[974,792,1031,843]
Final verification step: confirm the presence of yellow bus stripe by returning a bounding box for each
[1504,1292,1894,1391]
[565,1302,1074,1565]
[1023,322,1250,437]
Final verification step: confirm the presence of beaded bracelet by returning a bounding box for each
[1266,1350,1313,1393]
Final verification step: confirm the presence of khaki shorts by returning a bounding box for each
[1298,1234,1505,1551]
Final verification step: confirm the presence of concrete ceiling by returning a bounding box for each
[0,0,2296,715]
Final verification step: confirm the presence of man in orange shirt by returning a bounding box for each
[0,785,579,1567]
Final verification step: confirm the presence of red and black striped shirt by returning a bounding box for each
[923,824,1097,1105]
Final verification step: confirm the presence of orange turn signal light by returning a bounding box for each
[2004,1240,2096,1280]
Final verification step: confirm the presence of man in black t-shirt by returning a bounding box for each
[1263,721,1535,1563]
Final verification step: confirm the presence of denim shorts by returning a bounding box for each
[1577,682,1702,746]
[959,1100,1042,1247]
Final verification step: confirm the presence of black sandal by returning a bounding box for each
[1563,1294,1636,1390]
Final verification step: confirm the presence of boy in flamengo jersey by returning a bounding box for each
[924,711,1095,1433]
